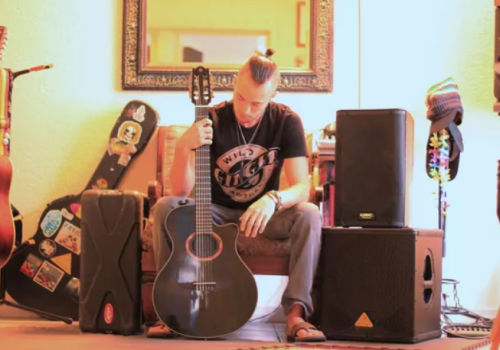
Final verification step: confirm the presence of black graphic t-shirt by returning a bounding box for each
[208,100,308,210]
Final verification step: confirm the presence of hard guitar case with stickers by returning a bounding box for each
[4,100,159,320]
[79,189,147,335]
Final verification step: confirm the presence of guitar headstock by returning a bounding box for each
[189,66,212,106]
[0,26,9,62]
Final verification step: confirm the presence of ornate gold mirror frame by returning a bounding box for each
[121,0,333,92]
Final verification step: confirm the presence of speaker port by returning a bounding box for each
[423,251,434,304]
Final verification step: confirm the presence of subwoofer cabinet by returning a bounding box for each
[319,227,443,343]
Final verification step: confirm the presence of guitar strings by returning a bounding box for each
[196,83,207,293]
[195,85,201,293]
[194,72,215,296]
[205,90,212,294]
[199,127,202,293]
[205,116,212,294]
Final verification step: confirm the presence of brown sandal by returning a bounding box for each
[145,320,177,339]
[286,321,326,342]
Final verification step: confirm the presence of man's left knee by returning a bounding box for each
[296,202,322,225]
[293,202,322,245]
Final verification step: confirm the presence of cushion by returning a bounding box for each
[237,234,291,257]
[142,220,290,257]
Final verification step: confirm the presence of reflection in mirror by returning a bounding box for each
[121,0,333,92]
[145,0,311,70]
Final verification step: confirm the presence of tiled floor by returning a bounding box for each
[0,319,490,350]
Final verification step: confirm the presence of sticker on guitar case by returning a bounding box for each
[39,239,57,258]
[61,208,74,221]
[92,178,108,190]
[107,121,142,166]
[51,253,72,274]
[132,104,146,122]
[33,260,64,292]
[40,210,62,237]
[20,253,43,278]
[54,221,81,255]
[65,278,80,302]
[69,203,81,219]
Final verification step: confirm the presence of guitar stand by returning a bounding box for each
[440,278,494,339]
[0,240,72,325]
[441,279,494,325]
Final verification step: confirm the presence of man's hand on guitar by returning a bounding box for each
[177,118,213,150]
[239,195,276,237]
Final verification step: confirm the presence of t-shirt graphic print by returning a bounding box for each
[209,100,308,210]
[214,144,279,203]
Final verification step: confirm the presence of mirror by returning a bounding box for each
[122,0,333,92]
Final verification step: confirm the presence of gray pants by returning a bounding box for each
[152,195,322,319]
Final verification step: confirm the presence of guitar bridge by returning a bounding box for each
[192,282,216,290]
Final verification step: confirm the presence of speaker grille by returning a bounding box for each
[334,109,413,228]
[321,229,416,340]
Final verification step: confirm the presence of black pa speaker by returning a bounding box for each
[334,109,414,228]
[320,227,443,343]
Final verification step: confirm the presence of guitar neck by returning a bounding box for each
[0,68,13,157]
[194,105,212,234]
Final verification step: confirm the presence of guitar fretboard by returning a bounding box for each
[194,105,212,235]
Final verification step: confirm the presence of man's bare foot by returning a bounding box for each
[285,305,326,342]
[146,320,176,339]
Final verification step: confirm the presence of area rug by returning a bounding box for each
[233,338,493,350]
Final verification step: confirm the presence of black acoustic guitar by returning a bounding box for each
[152,66,258,339]
[4,100,159,320]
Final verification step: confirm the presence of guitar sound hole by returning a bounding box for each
[186,233,223,261]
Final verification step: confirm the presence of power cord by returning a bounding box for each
[249,305,282,323]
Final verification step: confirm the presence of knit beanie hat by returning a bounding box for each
[425,77,464,181]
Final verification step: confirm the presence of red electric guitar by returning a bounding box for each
[0,25,14,269]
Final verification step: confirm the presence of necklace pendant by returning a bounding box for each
[236,116,264,149]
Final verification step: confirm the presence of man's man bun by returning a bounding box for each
[265,48,276,58]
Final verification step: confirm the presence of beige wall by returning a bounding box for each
[360,0,499,316]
